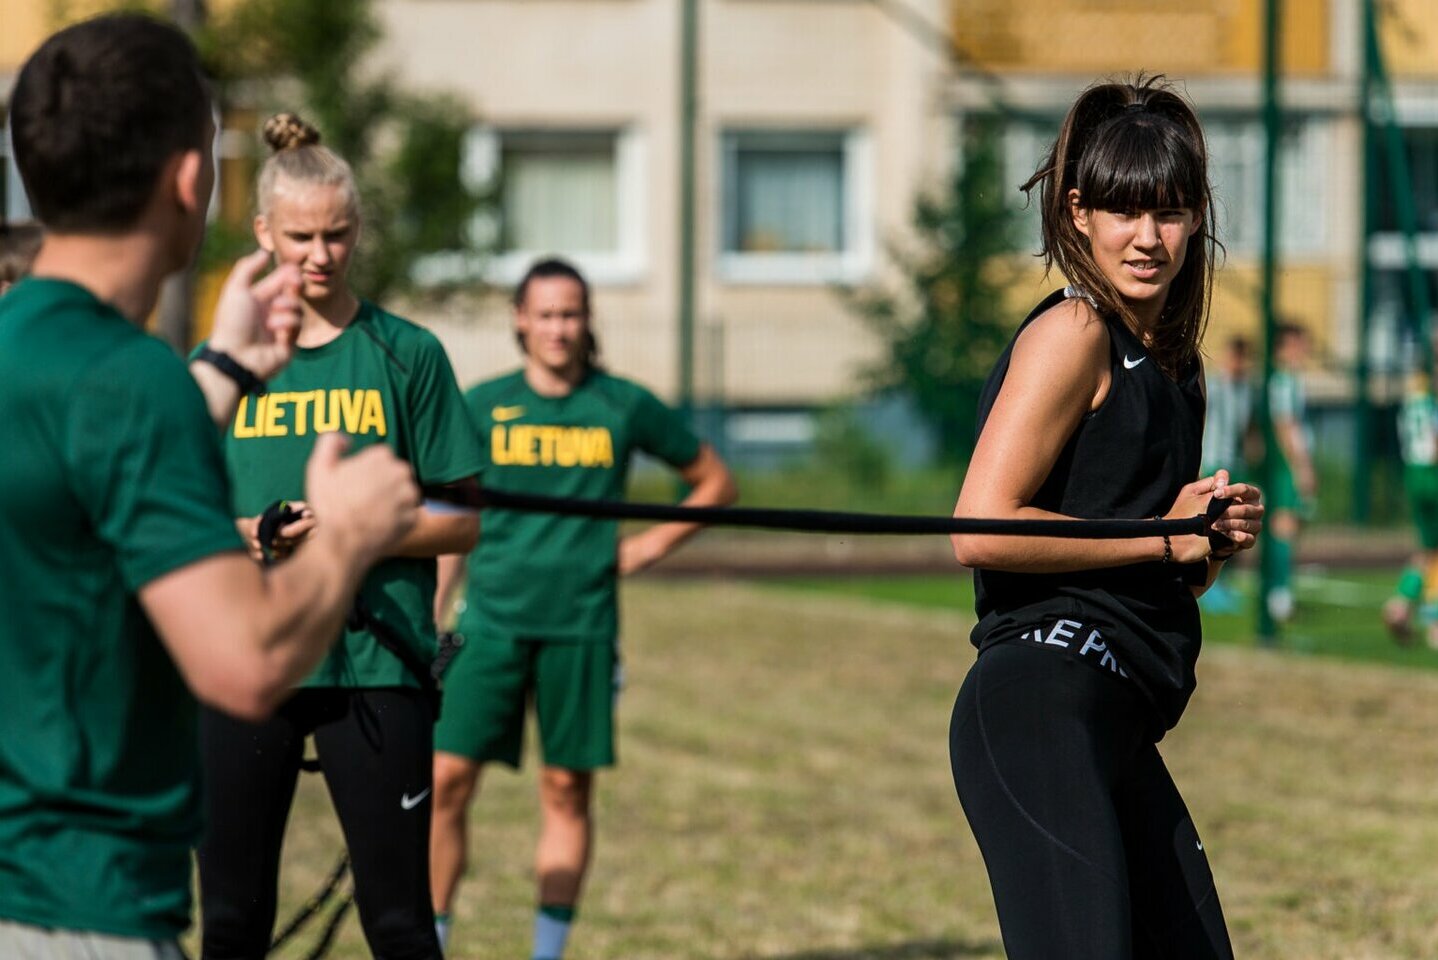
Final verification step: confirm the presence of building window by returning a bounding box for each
[422,126,645,287]
[718,129,872,284]
[1377,125,1438,235]
[1204,117,1328,257]
[499,131,619,254]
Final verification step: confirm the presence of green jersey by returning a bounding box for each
[462,370,701,640]
[1269,370,1305,422]
[1269,369,1308,468]
[212,302,483,687]
[0,279,243,938]
[1399,389,1438,468]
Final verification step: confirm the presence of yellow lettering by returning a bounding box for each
[292,391,313,436]
[518,425,539,466]
[585,427,614,468]
[339,389,365,434]
[315,390,342,432]
[485,424,616,469]
[234,396,257,439]
[252,395,270,436]
[490,425,510,465]
[357,390,387,436]
[556,428,579,467]
[263,391,288,437]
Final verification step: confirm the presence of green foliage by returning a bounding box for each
[196,218,257,277]
[196,0,489,300]
[844,118,1025,462]
[809,405,893,492]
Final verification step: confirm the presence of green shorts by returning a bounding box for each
[435,631,618,771]
[1270,461,1314,519]
[1407,465,1438,550]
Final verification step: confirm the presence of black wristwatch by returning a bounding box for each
[194,346,267,395]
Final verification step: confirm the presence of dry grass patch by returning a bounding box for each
[253,580,1438,959]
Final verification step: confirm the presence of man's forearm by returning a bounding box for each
[248,528,379,696]
[188,360,244,428]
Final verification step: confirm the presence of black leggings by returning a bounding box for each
[950,642,1233,960]
[197,688,441,960]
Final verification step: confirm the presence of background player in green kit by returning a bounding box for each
[1199,335,1253,614]
[1385,368,1438,644]
[429,259,737,958]
[0,16,420,958]
[1266,322,1316,624]
[195,114,483,960]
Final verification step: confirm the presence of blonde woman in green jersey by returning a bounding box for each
[196,114,483,960]
[429,259,737,958]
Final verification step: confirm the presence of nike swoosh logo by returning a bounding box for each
[1124,355,1147,370]
[492,405,526,422]
[1196,840,1204,851]
[400,788,431,810]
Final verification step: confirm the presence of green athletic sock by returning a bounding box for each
[1398,566,1424,602]
[533,904,575,960]
[1269,536,1293,591]
[434,912,450,952]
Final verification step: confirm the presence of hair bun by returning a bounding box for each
[262,112,321,153]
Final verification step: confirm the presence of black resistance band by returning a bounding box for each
[428,485,1233,543]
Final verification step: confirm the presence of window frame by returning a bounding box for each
[434,124,647,288]
[715,126,874,286]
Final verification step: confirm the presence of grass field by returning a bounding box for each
[252,578,1438,959]
[769,566,1438,671]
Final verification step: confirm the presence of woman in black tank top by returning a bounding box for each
[948,77,1265,959]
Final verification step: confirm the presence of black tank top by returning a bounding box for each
[970,288,1207,733]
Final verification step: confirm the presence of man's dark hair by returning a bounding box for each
[10,14,211,232]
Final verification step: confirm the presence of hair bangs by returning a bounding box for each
[1076,116,1204,215]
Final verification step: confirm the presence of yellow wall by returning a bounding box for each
[0,0,52,75]
[951,0,1329,76]
[1382,0,1438,79]
[2,0,243,76]
[2,2,159,74]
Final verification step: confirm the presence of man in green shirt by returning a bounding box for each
[0,16,419,956]
[429,259,737,959]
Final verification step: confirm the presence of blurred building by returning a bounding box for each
[4,0,1438,458]
[949,0,1438,404]
[373,0,954,463]
[370,0,1438,435]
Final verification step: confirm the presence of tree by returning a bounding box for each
[196,0,490,300]
[845,118,1025,463]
